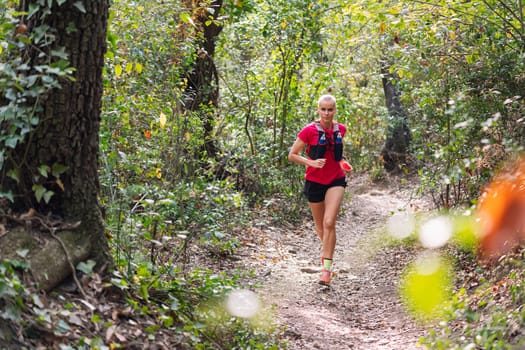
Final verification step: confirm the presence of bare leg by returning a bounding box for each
[308,186,345,259]
[320,186,345,260]
[308,201,325,242]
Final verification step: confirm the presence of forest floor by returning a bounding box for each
[239,171,434,349]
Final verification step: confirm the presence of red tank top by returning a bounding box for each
[297,122,346,185]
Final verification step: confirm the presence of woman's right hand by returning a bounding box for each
[309,158,326,168]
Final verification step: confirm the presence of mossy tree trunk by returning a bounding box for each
[1,0,111,290]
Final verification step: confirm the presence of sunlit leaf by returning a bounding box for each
[115,64,122,77]
[159,112,167,128]
[56,178,65,191]
[180,12,195,26]
[379,22,386,34]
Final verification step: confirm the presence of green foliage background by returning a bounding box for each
[100,1,525,348]
[2,0,525,348]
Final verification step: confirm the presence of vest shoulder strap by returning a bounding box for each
[313,121,323,133]
[313,121,340,133]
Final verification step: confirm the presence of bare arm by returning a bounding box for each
[288,137,326,168]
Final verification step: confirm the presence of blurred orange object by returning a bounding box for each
[477,157,525,260]
[340,159,352,172]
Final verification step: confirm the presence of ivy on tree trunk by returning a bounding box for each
[1,0,112,287]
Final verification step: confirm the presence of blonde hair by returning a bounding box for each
[318,94,336,107]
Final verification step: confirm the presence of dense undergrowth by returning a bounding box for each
[420,250,525,350]
[0,178,293,348]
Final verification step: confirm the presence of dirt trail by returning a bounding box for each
[243,173,432,349]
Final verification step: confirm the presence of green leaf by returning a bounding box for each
[51,163,69,177]
[110,278,129,290]
[180,12,195,26]
[42,190,53,203]
[16,249,30,258]
[32,184,54,203]
[76,260,96,275]
[30,116,39,125]
[6,169,19,183]
[32,184,46,202]
[73,1,86,13]
[55,319,70,334]
[28,3,40,18]
[66,21,77,34]
[0,191,14,202]
[5,135,20,148]
[9,259,29,270]
[50,47,69,60]
[37,165,49,177]
[91,314,102,323]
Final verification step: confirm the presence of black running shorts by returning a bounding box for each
[304,177,347,203]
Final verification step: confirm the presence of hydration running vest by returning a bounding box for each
[307,122,343,161]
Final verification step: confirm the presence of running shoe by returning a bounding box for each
[319,269,331,285]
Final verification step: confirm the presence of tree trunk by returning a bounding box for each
[1,0,111,290]
[183,0,223,161]
[380,61,411,172]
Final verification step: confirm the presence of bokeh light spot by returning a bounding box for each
[400,252,453,321]
[225,289,261,319]
[419,216,452,249]
[476,157,525,259]
[386,212,416,239]
[451,214,478,252]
